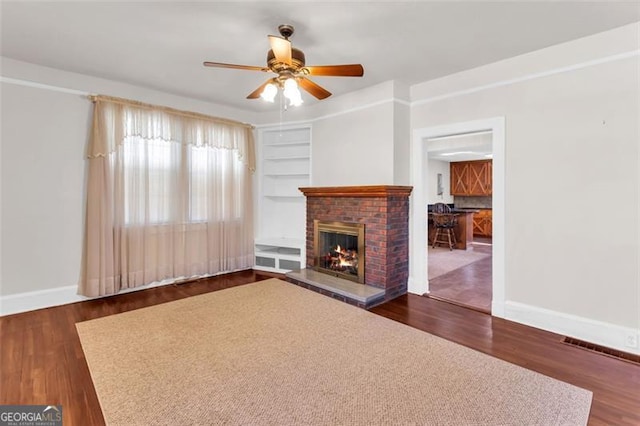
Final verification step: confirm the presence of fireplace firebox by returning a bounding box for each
[313,220,365,283]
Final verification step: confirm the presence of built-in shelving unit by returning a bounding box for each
[255,237,304,272]
[254,125,311,273]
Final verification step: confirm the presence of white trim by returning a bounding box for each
[0,285,82,316]
[1,74,407,128]
[505,301,640,356]
[0,76,91,97]
[255,97,410,128]
[313,98,407,122]
[411,49,640,107]
[0,280,178,316]
[255,121,313,131]
[410,117,506,318]
[0,269,251,316]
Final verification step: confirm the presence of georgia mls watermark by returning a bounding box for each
[0,405,62,426]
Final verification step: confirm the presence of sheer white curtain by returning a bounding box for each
[79,96,255,297]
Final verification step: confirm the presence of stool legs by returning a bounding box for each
[433,227,457,250]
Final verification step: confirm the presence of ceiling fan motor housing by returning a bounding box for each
[267,47,306,70]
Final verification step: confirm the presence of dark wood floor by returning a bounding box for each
[1,270,639,425]
[371,295,640,426]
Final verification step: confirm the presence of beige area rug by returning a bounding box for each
[76,279,592,426]
[428,246,491,280]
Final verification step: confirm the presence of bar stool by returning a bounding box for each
[432,202,451,214]
[432,213,458,250]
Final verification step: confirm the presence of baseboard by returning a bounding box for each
[0,280,182,316]
[504,301,640,356]
[0,285,84,316]
[0,269,251,316]
[491,300,505,318]
[407,276,427,295]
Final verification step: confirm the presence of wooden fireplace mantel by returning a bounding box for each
[299,185,413,198]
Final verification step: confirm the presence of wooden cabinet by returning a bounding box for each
[450,160,492,196]
[472,209,493,237]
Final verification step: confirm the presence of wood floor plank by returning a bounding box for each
[1,270,638,425]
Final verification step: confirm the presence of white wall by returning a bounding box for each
[295,80,411,187]
[312,102,395,186]
[0,59,256,305]
[1,84,89,296]
[393,99,411,186]
[425,159,453,204]
[411,23,639,351]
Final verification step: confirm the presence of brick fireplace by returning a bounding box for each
[286,185,412,308]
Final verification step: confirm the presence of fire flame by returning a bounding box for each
[332,245,358,269]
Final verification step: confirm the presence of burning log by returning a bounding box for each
[328,245,358,273]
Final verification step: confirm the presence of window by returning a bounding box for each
[122,136,177,225]
[80,95,256,297]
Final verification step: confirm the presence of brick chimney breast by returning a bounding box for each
[299,186,412,304]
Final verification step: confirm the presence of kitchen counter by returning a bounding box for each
[450,208,480,213]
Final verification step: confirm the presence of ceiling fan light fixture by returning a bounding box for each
[260,77,303,107]
[288,94,303,107]
[283,77,297,93]
[260,83,278,103]
[283,78,303,106]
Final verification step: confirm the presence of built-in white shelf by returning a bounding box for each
[264,156,310,161]
[256,237,304,247]
[254,238,305,273]
[265,141,309,146]
[255,125,311,273]
[264,173,308,177]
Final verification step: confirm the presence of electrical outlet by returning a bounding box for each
[625,333,638,349]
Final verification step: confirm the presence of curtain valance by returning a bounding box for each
[88,95,256,171]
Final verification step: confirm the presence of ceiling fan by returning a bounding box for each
[203,24,364,104]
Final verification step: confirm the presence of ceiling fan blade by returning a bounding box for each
[246,79,276,99]
[268,35,292,65]
[298,77,332,100]
[203,61,268,72]
[303,64,364,77]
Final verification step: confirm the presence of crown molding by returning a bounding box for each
[0,76,90,96]
[411,49,640,107]
[255,97,410,128]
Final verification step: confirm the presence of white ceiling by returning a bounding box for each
[2,2,639,112]
[427,131,493,162]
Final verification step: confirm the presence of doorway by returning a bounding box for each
[425,131,493,312]
[409,117,505,318]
